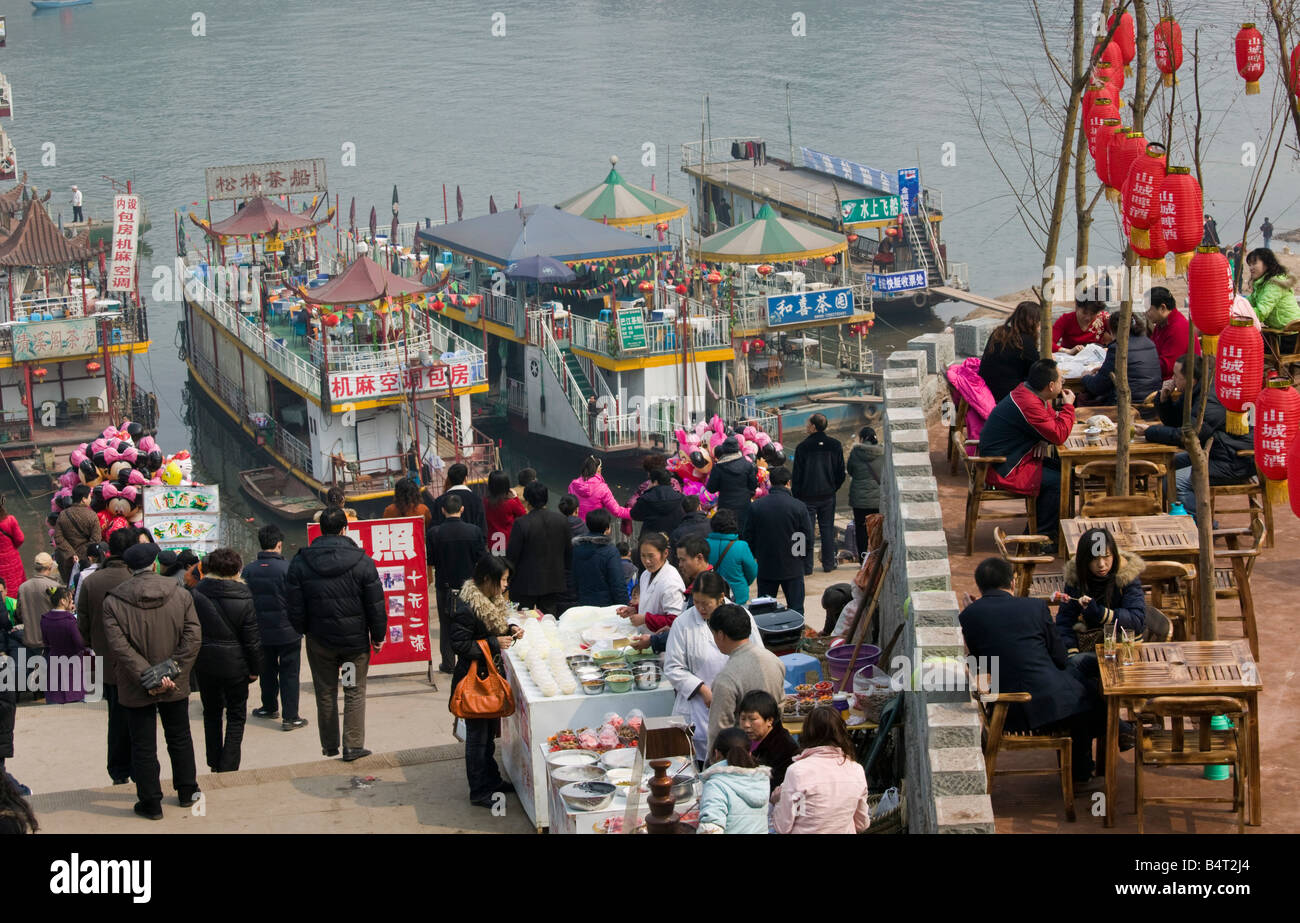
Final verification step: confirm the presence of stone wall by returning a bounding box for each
[876,336,995,834]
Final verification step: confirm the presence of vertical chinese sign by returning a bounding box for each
[307,516,431,667]
[108,194,141,292]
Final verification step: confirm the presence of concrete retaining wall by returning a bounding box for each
[878,336,995,834]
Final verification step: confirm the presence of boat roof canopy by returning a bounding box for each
[196,195,332,239]
[0,195,94,267]
[292,254,429,305]
[694,202,847,264]
[557,164,688,227]
[415,204,670,268]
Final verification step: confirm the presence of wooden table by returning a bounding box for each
[1055,424,1182,552]
[1061,514,1199,562]
[1098,640,1262,827]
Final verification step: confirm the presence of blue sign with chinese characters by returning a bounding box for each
[897,168,920,216]
[766,287,855,327]
[868,270,928,295]
[800,148,896,194]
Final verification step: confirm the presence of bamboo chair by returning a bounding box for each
[1132,695,1248,834]
[1079,495,1161,518]
[1212,519,1266,660]
[1207,448,1273,549]
[967,669,1075,822]
[993,527,1062,599]
[1140,561,1197,641]
[961,440,1038,556]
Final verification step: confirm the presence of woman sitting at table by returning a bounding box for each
[1052,299,1108,354]
[1079,313,1162,406]
[1055,527,1146,654]
[979,300,1041,402]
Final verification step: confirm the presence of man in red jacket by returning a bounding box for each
[977,360,1076,541]
[1145,286,1200,379]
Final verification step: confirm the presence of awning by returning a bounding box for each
[557,164,688,228]
[191,195,333,239]
[694,203,847,264]
[291,255,430,305]
[0,195,94,267]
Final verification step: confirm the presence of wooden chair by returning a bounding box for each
[1075,459,1167,510]
[1262,320,1300,380]
[1207,449,1273,549]
[1079,495,1161,518]
[85,395,105,416]
[1141,561,1197,641]
[967,670,1076,822]
[1141,604,1174,643]
[1213,519,1266,659]
[960,440,1037,556]
[1132,695,1248,834]
[993,527,1062,599]
[65,397,86,422]
[947,393,970,477]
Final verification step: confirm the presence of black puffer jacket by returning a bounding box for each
[631,483,686,538]
[1148,383,1255,483]
[706,454,759,514]
[448,579,511,694]
[286,534,386,653]
[191,577,264,680]
[241,551,299,646]
[792,431,846,501]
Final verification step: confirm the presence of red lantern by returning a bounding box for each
[1215,318,1265,435]
[1122,143,1166,250]
[674,283,688,295]
[1158,167,1203,274]
[846,233,858,244]
[1255,379,1300,505]
[655,221,669,232]
[1084,97,1120,157]
[464,294,482,308]
[431,299,444,312]
[1130,205,1169,278]
[752,338,765,351]
[1094,39,1125,82]
[706,270,722,285]
[756,264,773,277]
[1154,17,1183,87]
[32,367,47,379]
[884,226,900,238]
[1236,24,1266,95]
[1093,60,1124,97]
[1099,123,1133,201]
[1289,427,1300,517]
[1187,247,1233,353]
[1108,130,1146,206]
[1107,11,1136,76]
[822,255,837,267]
[323,313,340,328]
[1291,45,1300,112]
[1093,119,1122,188]
[85,361,102,374]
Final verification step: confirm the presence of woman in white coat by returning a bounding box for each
[663,570,764,762]
[618,533,685,636]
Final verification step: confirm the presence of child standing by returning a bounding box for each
[697,727,771,834]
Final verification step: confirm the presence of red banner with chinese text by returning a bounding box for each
[306,516,431,666]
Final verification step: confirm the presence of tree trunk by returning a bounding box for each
[1180,320,1216,638]
[1267,0,1300,154]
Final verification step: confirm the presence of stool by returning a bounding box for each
[597,308,612,323]
[779,653,822,693]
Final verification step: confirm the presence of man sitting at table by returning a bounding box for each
[1137,355,1254,521]
[1145,287,1200,380]
[1052,299,1108,354]
[1079,313,1162,406]
[977,359,1076,542]
[960,558,1107,785]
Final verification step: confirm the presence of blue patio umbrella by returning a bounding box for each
[504,254,576,283]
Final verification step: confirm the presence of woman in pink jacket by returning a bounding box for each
[568,456,631,523]
[772,706,870,834]
[0,494,25,595]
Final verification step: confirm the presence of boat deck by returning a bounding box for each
[686,158,858,227]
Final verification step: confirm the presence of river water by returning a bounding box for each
[2,0,1291,554]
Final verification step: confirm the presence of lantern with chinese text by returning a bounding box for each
[1109,130,1146,206]
[1289,429,1300,517]
[1093,59,1124,99]
[1158,167,1203,274]
[1154,17,1183,87]
[1122,143,1166,249]
[1215,318,1265,434]
[756,264,773,277]
[1108,10,1136,76]
[822,255,837,267]
[1236,24,1265,95]
[1130,206,1169,278]
[1290,44,1300,112]
[1085,97,1121,156]
[1090,67,1123,109]
[1254,379,1300,505]
[1093,120,1123,187]
[1187,247,1233,353]
[1099,123,1133,201]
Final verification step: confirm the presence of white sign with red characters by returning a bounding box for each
[1257,407,1293,470]
[1217,342,1247,403]
[108,194,141,292]
[327,363,471,402]
[306,516,430,667]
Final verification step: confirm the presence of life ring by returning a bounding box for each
[911,292,928,309]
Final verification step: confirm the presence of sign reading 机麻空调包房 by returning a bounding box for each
[328,363,475,402]
[205,158,328,201]
[867,269,928,296]
[108,194,142,293]
[766,287,855,327]
[11,317,101,361]
[840,195,900,225]
[616,307,648,351]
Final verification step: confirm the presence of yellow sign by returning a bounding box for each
[264,235,285,252]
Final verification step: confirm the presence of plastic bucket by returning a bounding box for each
[826,643,882,684]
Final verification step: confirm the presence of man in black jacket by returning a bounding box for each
[428,494,486,673]
[287,508,386,761]
[427,463,486,532]
[959,557,1104,784]
[505,482,572,614]
[743,467,814,614]
[791,413,846,572]
[669,495,711,555]
[706,437,759,531]
[242,525,307,731]
[631,469,685,543]
[1138,355,1254,521]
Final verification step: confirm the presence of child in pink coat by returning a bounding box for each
[772,706,870,834]
[569,456,631,522]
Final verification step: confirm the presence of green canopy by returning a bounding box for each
[694,203,847,264]
[558,163,688,228]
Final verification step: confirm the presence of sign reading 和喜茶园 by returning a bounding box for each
[766,287,855,326]
[11,317,101,361]
[205,158,328,201]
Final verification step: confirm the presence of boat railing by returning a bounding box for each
[275,425,314,473]
[192,348,310,473]
[418,402,501,484]
[680,137,767,170]
[916,198,946,281]
[946,261,970,291]
[506,376,527,416]
[717,396,781,442]
[526,310,589,434]
[110,368,159,431]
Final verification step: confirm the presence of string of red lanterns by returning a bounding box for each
[1107,10,1136,77]
[1215,319,1265,435]
[1158,166,1204,275]
[1187,246,1233,354]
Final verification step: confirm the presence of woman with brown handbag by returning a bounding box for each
[449,555,522,807]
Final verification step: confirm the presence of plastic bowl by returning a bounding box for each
[605,673,633,693]
[604,767,650,797]
[551,764,607,786]
[599,747,642,771]
[581,678,607,695]
[591,649,626,664]
[559,781,617,812]
[544,748,601,769]
[825,643,882,683]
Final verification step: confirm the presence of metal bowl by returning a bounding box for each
[559,781,617,812]
[566,655,596,671]
[633,665,661,689]
[551,764,607,786]
[581,678,607,695]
